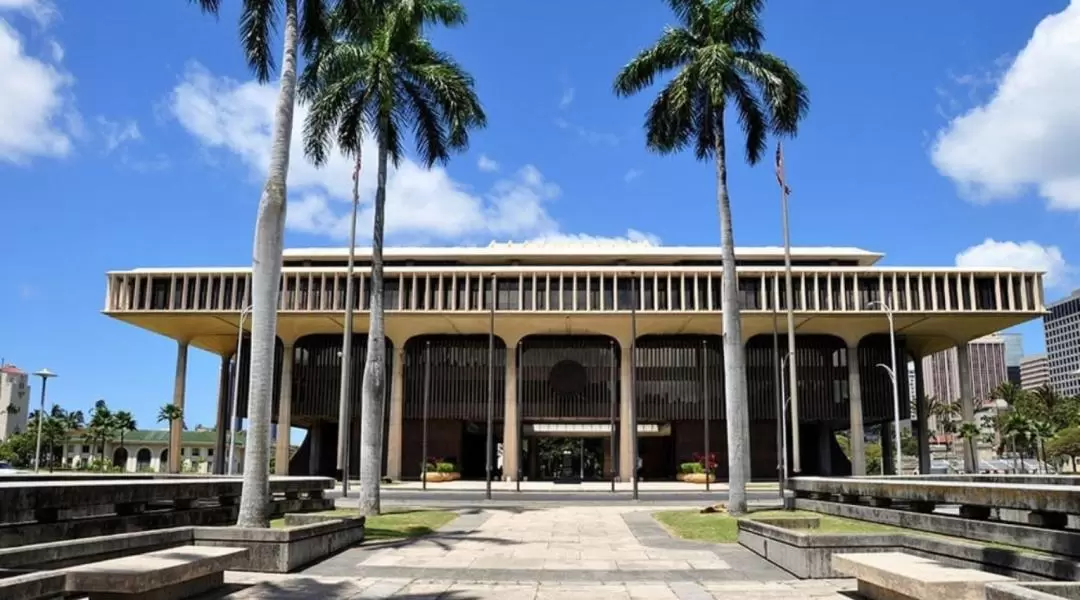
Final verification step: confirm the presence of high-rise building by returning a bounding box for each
[1000,332,1023,385]
[0,365,30,441]
[1020,354,1048,391]
[922,334,1008,405]
[1045,290,1080,398]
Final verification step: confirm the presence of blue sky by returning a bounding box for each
[1,0,1077,434]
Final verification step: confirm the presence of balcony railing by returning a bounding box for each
[104,266,1045,315]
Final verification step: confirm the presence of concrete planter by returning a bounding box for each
[737,517,1080,581]
[986,582,1080,599]
[737,518,900,578]
[422,472,460,483]
[675,473,715,484]
[192,515,365,573]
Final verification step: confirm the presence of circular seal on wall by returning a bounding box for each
[549,360,588,395]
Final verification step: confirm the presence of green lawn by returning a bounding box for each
[653,509,1050,556]
[271,508,457,541]
[653,509,895,543]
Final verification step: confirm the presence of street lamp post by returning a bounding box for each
[868,300,902,476]
[228,304,252,476]
[32,369,57,473]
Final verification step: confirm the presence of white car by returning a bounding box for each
[0,461,20,475]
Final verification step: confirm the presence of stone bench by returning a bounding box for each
[63,545,247,600]
[833,551,1013,600]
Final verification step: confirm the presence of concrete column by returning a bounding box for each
[957,343,976,473]
[386,346,405,480]
[502,346,519,481]
[817,426,833,476]
[619,346,634,481]
[308,423,322,476]
[274,341,294,475]
[914,358,931,474]
[169,341,189,474]
[847,345,866,476]
[213,354,230,474]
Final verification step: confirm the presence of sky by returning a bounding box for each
[2,0,1078,436]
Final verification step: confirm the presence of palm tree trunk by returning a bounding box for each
[237,0,298,529]
[714,122,750,515]
[358,138,389,515]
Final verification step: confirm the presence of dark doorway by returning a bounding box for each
[527,437,606,482]
[459,421,498,480]
[638,436,675,480]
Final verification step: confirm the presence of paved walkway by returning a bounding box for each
[345,480,781,492]
[204,506,856,599]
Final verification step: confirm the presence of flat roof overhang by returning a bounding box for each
[103,311,1044,358]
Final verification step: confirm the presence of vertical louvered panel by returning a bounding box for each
[519,335,620,420]
[403,335,506,420]
[286,334,394,420]
[634,336,723,421]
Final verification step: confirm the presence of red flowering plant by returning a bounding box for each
[692,452,718,474]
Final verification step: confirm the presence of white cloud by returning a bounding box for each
[624,168,642,183]
[559,87,575,109]
[170,63,657,245]
[955,238,1071,288]
[931,1,1080,211]
[47,37,61,61]
[554,117,619,146]
[477,154,499,172]
[0,19,73,163]
[97,117,141,153]
[0,0,56,26]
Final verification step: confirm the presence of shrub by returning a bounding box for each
[436,462,456,473]
[679,462,704,474]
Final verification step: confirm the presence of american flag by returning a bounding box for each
[775,142,791,196]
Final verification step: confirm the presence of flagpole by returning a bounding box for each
[777,142,801,474]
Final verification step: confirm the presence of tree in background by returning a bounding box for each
[1046,427,1080,472]
[158,403,184,471]
[114,411,137,451]
[957,422,981,472]
[613,0,808,514]
[87,400,114,470]
[190,0,333,528]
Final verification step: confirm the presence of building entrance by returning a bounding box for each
[525,437,607,482]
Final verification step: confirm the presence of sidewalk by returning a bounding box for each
[338,480,780,492]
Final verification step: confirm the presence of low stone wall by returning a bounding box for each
[795,497,1080,558]
[738,517,1080,581]
[192,515,366,573]
[0,527,194,570]
[0,571,66,600]
[986,582,1080,599]
[0,476,334,547]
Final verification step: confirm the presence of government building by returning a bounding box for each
[102,241,1046,481]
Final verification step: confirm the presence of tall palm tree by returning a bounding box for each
[1030,420,1056,473]
[300,0,485,514]
[114,411,137,468]
[88,400,114,469]
[1001,412,1032,473]
[190,0,331,527]
[957,422,981,473]
[158,403,184,472]
[613,0,807,514]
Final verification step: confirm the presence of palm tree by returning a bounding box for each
[613,0,807,514]
[1001,412,1032,473]
[158,403,184,472]
[300,0,485,515]
[88,400,114,470]
[957,422,981,473]
[190,0,332,527]
[1030,420,1056,473]
[114,410,137,466]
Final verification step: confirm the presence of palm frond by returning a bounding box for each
[665,0,706,29]
[300,0,332,59]
[239,0,279,82]
[614,27,696,97]
[190,0,222,15]
[643,66,697,154]
[725,74,767,163]
[713,0,765,51]
[734,52,808,136]
[400,78,450,166]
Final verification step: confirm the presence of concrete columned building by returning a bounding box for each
[102,242,1045,480]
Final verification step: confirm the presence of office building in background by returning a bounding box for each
[1045,290,1080,398]
[1020,354,1049,391]
[1000,332,1024,385]
[0,365,30,441]
[923,334,1008,406]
